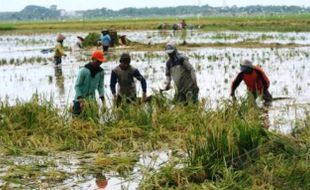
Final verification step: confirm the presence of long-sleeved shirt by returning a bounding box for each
[54,42,65,58]
[74,63,104,100]
[110,65,147,97]
[165,53,198,95]
[231,66,270,96]
[100,34,111,46]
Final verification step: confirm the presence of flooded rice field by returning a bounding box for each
[119,30,310,45]
[0,30,310,189]
[0,150,172,189]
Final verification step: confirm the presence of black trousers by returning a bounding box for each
[54,56,62,65]
[103,46,109,52]
[252,89,273,103]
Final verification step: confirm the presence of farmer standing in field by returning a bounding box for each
[73,50,106,115]
[99,29,111,53]
[162,42,199,103]
[231,59,273,104]
[110,52,147,105]
[54,34,66,65]
[181,19,187,29]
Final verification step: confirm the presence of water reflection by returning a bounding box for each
[54,66,65,95]
[95,173,108,189]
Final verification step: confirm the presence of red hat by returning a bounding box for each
[92,50,106,63]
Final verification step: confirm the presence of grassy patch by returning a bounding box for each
[0,95,309,188]
[1,14,310,33]
[0,23,16,31]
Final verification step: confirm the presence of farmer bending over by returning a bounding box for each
[231,60,272,104]
[162,42,199,103]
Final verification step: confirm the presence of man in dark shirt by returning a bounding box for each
[110,53,147,105]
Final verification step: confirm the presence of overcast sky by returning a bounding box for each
[1,0,309,12]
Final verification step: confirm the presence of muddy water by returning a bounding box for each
[1,46,310,132]
[0,151,171,189]
[119,30,310,45]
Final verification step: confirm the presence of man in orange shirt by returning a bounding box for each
[231,60,273,104]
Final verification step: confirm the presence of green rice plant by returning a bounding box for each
[185,98,266,179]
[0,24,16,31]
[82,32,100,47]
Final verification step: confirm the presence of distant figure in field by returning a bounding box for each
[110,53,147,106]
[162,42,199,103]
[231,60,273,104]
[73,50,106,115]
[54,34,66,65]
[71,36,85,52]
[99,29,111,53]
[181,19,187,29]
[76,36,84,49]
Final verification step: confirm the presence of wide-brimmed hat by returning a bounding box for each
[56,34,66,42]
[165,42,177,54]
[92,50,106,62]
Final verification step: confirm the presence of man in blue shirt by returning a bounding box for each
[100,29,111,52]
[110,53,147,105]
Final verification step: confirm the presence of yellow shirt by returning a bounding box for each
[54,42,65,57]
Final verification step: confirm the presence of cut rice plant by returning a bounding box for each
[0,94,309,189]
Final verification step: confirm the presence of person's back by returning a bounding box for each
[101,34,111,46]
[241,66,269,94]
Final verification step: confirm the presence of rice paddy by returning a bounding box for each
[0,21,309,189]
